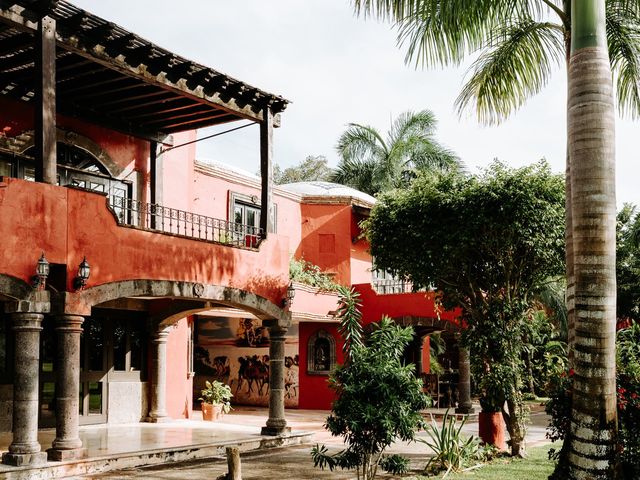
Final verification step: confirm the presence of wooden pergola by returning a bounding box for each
[0,0,288,234]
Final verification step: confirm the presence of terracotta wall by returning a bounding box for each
[354,283,461,327]
[297,204,353,285]
[0,178,290,306]
[298,321,344,410]
[166,317,194,419]
[0,96,149,176]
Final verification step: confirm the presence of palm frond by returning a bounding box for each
[331,157,380,196]
[388,109,438,146]
[607,1,640,118]
[395,0,530,68]
[336,123,388,162]
[410,141,463,174]
[455,20,564,125]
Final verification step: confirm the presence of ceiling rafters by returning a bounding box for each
[0,0,289,140]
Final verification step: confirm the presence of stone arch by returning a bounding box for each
[64,279,290,328]
[0,274,32,302]
[0,274,50,313]
[17,128,123,178]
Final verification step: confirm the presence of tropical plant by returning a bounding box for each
[617,204,640,325]
[199,380,233,413]
[353,1,630,475]
[273,155,333,184]
[289,258,339,291]
[311,316,429,479]
[331,109,461,196]
[547,322,640,479]
[366,160,565,457]
[335,285,364,361]
[419,410,484,476]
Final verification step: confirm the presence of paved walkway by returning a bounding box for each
[73,405,552,479]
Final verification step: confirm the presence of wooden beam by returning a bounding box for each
[124,99,201,120]
[34,15,56,184]
[109,94,185,114]
[153,111,231,130]
[58,72,128,94]
[260,106,273,236]
[91,88,171,108]
[163,114,238,133]
[142,105,213,126]
[0,32,32,56]
[0,47,34,71]
[61,80,146,101]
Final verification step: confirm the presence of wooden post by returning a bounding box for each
[34,15,57,184]
[226,446,241,480]
[259,107,273,236]
[149,141,157,229]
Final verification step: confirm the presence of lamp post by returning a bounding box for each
[73,257,90,290]
[32,252,49,290]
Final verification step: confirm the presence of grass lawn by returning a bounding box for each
[417,445,554,479]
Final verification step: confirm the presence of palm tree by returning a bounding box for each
[352,0,637,475]
[331,109,460,196]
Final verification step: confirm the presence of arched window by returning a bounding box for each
[307,329,336,375]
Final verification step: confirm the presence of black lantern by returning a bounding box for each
[32,252,49,290]
[282,282,296,307]
[73,257,91,290]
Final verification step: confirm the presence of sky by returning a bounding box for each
[72,0,638,206]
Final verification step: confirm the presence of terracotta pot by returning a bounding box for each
[201,402,224,421]
[478,411,507,450]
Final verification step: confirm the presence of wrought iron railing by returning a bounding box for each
[372,279,414,294]
[108,196,263,249]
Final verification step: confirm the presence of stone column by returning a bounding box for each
[455,346,474,414]
[261,325,290,436]
[2,313,47,466]
[413,335,424,376]
[48,315,86,461]
[146,326,170,422]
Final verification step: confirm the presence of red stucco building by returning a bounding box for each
[0,0,469,467]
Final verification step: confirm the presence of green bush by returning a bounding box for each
[311,317,430,479]
[289,258,339,291]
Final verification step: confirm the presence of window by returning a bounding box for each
[307,330,336,375]
[229,191,277,235]
[112,318,146,373]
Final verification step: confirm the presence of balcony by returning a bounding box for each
[0,178,289,305]
[108,196,263,250]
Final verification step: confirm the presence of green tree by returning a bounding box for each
[353,1,632,475]
[366,161,565,457]
[273,155,333,184]
[331,109,460,196]
[617,204,640,324]
[311,317,428,479]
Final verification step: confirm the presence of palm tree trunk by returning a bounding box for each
[566,1,618,477]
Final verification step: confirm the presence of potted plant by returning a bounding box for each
[199,380,233,421]
[478,389,507,451]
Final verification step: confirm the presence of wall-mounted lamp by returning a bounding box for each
[73,256,91,291]
[282,282,296,308]
[32,252,49,290]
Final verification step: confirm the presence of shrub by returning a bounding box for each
[419,410,485,476]
[311,317,430,479]
[289,258,339,291]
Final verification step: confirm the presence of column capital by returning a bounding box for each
[10,312,44,332]
[267,324,288,339]
[54,314,84,333]
[151,326,171,344]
